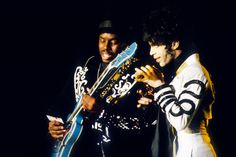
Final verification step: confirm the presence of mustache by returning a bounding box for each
[101,49,113,55]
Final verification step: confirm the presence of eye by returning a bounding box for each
[99,38,105,43]
[110,39,119,45]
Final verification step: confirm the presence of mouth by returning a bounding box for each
[101,51,113,62]
[153,56,160,63]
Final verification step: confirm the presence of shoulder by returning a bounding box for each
[178,53,207,82]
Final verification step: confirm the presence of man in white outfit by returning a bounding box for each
[134,7,217,157]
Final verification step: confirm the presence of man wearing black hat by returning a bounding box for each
[48,19,160,157]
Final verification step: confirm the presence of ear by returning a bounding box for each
[171,41,180,50]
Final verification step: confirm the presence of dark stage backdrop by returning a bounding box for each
[0,0,234,157]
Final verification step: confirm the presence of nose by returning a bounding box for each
[149,47,155,56]
[103,41,110,50]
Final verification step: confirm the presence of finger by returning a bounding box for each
[145,65,154,73]
[82,94,88,99]
[134,71,144,78]
[82,100,91,110]
[82,95,88,105]
[50,129,66,135]
[152,65,162,73]
[145,65,152,69]
[138,99,149,105]
[49,129,66,139]
[140,97,153,102]
[51,132,65,139]
[49,120,63,130]
[140,66,149,73]
[83,94,94,101]
[134,68,146,82]
[53,125,65,131]
[82,104,88,110]
[148,65,163,79]
[49,123,64,131]
[82,103,94,111]
[134,67,143,73]
[52,121,63,126]
[86,88,91,94]
[137,103,142,108]
[138,97,153,105]
[135,67,146,74]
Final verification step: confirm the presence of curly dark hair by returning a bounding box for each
[143,7,183,49]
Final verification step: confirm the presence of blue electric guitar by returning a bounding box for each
[51,42,138,157]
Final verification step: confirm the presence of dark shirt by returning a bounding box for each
[48,54,171,157]
[78,56,158,157]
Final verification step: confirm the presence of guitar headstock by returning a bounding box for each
[110,42,137,68]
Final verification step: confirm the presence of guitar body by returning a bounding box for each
[50,42,138,157]
[51,114,83,157]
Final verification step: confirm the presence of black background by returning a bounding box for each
[0,0,234,157]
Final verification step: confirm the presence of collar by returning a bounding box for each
[162,43,198,82]
[176,53,200,75]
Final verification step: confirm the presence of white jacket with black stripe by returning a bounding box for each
[154,53,217,157]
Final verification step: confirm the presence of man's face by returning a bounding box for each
[149,44,173,67]
[98,33,120,63]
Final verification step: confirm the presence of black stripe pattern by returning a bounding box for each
[154,79,207,130]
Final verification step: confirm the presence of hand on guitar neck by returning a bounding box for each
[82,94,97,111]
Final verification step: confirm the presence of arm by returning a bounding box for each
[154,66,208,131]
[135,64,209,131]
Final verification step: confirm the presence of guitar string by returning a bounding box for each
[97,63,102,79]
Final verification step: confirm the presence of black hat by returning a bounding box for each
[98,19,123,35]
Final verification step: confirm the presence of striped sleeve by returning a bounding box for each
[154,66,208,131]
[154,85,177,113]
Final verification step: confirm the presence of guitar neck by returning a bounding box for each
[67,42,137,123]
[67,64,115,123]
